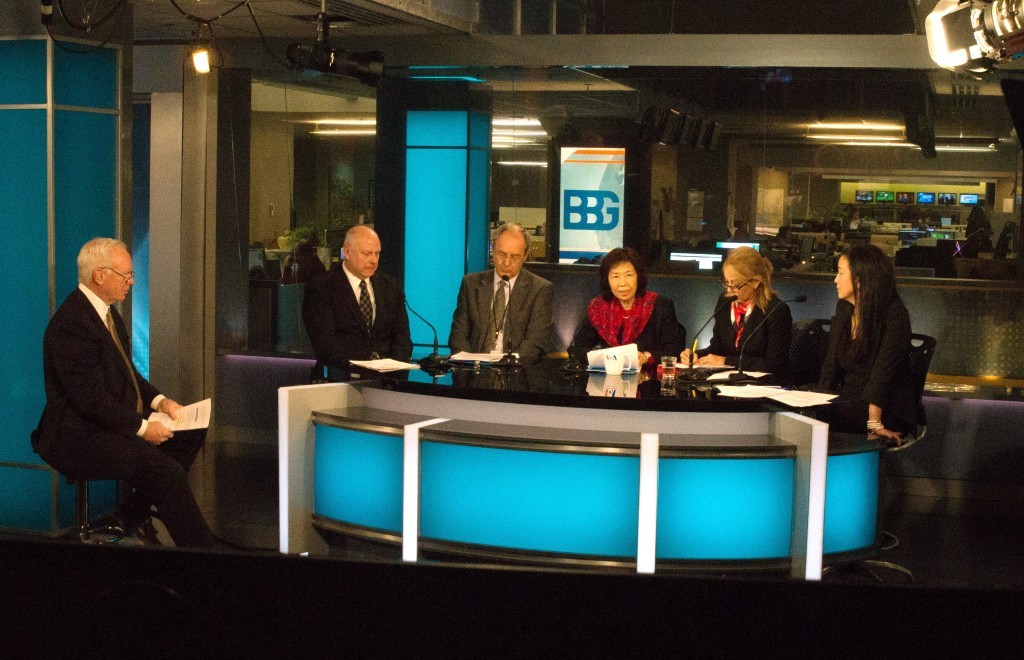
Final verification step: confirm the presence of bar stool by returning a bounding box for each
[71,478,125,543]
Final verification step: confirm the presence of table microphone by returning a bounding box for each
[681,294,737,380]
[404,297,447,373]
[727,295,807,384]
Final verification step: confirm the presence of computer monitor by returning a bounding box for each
[895,192,914,204]
[959,193,979,205]
[930,230,957,240]
[938,192,957,205]
[917,192,936,204]
[875,191,895,203]
[940,217,953,227]
[898,229,930,246]
[855,191,874,203]
[668,252,723,271]
[714,240,761,253]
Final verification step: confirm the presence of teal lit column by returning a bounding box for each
[0,36,120,534]
[404,110,491,348]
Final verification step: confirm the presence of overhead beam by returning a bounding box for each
[335,34,939,69]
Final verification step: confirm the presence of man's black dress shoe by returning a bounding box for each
[132,517,163,546]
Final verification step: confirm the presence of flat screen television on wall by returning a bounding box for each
[875,191,895,203]
[959,193,979,205]
[855,191,874,203]
[916,192,936,204]
[938,193,957,205]
[895,192,914,203]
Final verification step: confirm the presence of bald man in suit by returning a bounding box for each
[32,238,214,547]
[302,225,412,373]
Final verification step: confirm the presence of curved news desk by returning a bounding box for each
[279,362,882,580]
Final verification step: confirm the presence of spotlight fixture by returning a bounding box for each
[926,0,1024,73]
[285,2,384,87]
[191,21,213,74]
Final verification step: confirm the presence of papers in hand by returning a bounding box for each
[586,343,640,372]
[349,358,421,372]
[148,398,211,431]
[449,351,515,364]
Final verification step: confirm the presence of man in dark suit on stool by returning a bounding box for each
[302,225,412,377]
[32,237,214,548]
[449,223,554,360]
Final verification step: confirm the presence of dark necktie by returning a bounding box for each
[733,301,749,349]
[107,309,143,414]
[488,280,508,352]
[359,280,373,332]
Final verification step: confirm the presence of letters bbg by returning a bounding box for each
[563,190,620,230]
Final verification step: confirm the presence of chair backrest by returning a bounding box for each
[788,318,831,387]
[907,333,937,423]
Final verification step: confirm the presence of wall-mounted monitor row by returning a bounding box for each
[856,190,982,205]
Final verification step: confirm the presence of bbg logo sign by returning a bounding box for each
[563,190,620,231]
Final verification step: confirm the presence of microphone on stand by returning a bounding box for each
[681,294,737,380]
[493,276,522,368]
[404,297,448,374]
[727,295,807,384]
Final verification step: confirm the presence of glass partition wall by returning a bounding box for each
[238,65,1022,357]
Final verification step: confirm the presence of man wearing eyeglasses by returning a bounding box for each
[449,223,553,360]
[32,237,214,548]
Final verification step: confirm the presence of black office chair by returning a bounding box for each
[787,318,831,387]
[889,333,937,452]
[824,333,938,583]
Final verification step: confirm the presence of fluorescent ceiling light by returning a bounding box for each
[310,129,376,136]
[492,118,542,127]
[808,134,904,141]
[497,161,548,167]
[808,121,904,131]
[492,130,548,137]
[305,119,376,126]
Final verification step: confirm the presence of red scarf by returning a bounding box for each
[587,291,658,348]
[733,301,750,348]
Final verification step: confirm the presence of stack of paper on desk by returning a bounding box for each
[349,358,421,372]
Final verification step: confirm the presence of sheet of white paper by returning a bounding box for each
[765,390,838,408]
[349,358,422,372]
[713,385,784,398]
[147,398,211,431]
[449,351,510,363]
[706,370,770,381]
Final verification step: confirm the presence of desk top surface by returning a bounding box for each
[333,358,808,414]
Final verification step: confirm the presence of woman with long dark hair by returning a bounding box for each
[570,248,686,368]
[819,243,919,443]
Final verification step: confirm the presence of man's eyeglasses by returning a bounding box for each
[721,280,749,291]
[102,266,136,282]
[492,251,526,263]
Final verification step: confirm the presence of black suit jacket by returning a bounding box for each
[302,264,412,368]
[699,296,792,379]
[819,297,919,430]
[33,288,162,479]
[448,268,554,359]
[570,294,686,365]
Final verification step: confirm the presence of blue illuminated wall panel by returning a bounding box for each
[54,109,117,299]
[0,38,121,534]
[0,40,47,104]
[421,442,640,556]
[404,110,490,349]
[2,110,49,466]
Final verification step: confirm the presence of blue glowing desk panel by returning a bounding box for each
[280,374,879,577]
